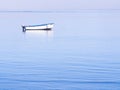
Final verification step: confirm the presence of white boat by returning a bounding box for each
[22,23,54,32]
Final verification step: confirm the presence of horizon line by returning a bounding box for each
[0,9,120,13]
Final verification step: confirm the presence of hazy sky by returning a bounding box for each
[0,0,120,10]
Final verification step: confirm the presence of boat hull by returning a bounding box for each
[22,23,54,32]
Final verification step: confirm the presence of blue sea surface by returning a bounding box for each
[0,10,120,90]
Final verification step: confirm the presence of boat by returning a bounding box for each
[22,23,54,32]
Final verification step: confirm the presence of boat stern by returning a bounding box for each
[22,26,26,32]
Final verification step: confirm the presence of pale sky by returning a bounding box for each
[0,0,120,11]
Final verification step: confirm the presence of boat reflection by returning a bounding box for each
[23,30,54,38]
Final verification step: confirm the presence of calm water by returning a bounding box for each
[0,11,120,90]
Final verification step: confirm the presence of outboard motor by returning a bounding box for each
[22,26,26,32]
